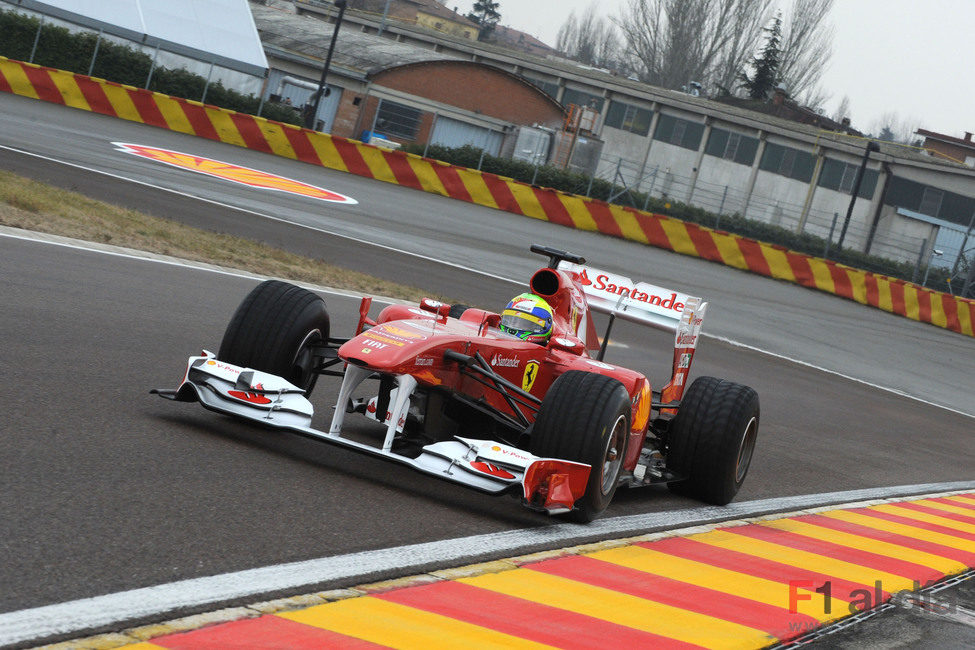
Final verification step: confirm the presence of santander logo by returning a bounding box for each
[591,273,685,312]
[491,354,520,368]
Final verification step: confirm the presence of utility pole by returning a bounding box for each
[305,0,347,131]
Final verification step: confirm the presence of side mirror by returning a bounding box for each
[419,298,451,318]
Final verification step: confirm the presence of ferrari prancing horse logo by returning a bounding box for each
[522,361,540,392]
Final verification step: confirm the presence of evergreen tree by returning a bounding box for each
[739,15,782,100]
[466,0,501,40]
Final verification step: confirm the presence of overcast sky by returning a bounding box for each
[452,0,973,139]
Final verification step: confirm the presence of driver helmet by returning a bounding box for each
[500,293,554,344]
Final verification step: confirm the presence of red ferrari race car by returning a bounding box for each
[153,245,759,522]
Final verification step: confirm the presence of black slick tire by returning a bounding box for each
[666,376,760,505]
[217,280,330,394]
[530,370,630,522]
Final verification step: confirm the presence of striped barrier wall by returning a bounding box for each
[2,56,973,338]
[65,492,975,649]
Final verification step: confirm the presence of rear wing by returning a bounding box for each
[558,261,707,404]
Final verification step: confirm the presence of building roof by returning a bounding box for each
[410,0,477,28]
[253,1,462,75]
[487,24,556,57]
[19,0,268,76]
[917,128,975,152]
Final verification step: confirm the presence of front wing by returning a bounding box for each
[152,354,591,515]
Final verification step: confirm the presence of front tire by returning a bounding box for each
[530,371,630,522]
[217,280,330,394]
[666,376,759,505]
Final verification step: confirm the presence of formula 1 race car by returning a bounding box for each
[153,245,759,522]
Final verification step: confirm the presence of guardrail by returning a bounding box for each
[1,55,972,338]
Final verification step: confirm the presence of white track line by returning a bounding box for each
[2,481,973,647]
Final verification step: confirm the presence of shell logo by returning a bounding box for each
[113,143,357,204]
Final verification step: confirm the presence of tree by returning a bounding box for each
[613,0,832,103]
[555,3,624,70]
[868,112,921,145]
[776,0,834,103]
[466,0,501,40]
[739,14,781,99]
[614,0,773,92]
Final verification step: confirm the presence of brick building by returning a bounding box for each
[917,129,975,167]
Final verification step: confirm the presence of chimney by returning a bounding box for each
[965,132,972,142]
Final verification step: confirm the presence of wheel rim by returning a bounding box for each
[600,414,627,494]
[291,329,323,391]
[735,416,758,483]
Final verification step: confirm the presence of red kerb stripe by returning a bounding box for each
[736,238,772,277]
[685,223,723,262]
[180,101,220,140]
[889,281,907,316]
[229,112,274,153]
[727,525,943,584]
[635,213,673,249]
[152,614,385,649]
[432,163,474,202]
[282,128,323,165]
[588,203,624,237]
[826,264,855,299]
[382,150,423,190]
[885,502,975,527]
[22,66,63,104]
[850,507,975,542]
[74,76,116,117]
[332,138,373,178]
[528,554,819,640]
[532,188,576,227]
[795,514,975,566]
[128,90,168,127]
[481,173,522,214]
[377,580,697,649]
[636,537,888,601]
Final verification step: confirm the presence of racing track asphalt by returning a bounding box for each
[0,92,973,635]
[2,233,974,629]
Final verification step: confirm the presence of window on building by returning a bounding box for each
[919,186,944,216]
[604,100,652,136]
[705,128,759,165]
[884,177,975,227]
[561,87,605,112]
[520,75,560,100]
[374,99,422,140]
[759,142,816,182]
[653,114,705,150]
[817,158,878,198]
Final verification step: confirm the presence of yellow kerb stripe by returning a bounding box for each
[689,529,915,593]
[256,120,299,159]
[902,285,921,320]
[658,219,699,256]
[152,95,196,135]
[507,181,547,220]
[407,157,448,196]
[356,143,397,182]
[279,597,553,649]
[203,107,246,147]
[913,499,975,518]
[101,84,143,122]
[760,246,797,282]
[457,170,500,209]
[759,519,964,574]
[807,259,835,293]
[563,196,599,231]
[612,208,650,244]
[946,494,975,506]
[460,567,769,649]
[589,545,848,620]
[820,510,975,553]
[49,73,90,111]
[0,61,40,99]
[712,233,749,270]
[306,132,346,171]
[871,504,975,535]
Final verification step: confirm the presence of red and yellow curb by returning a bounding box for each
[2,56,972,337]
[40,492,975,649]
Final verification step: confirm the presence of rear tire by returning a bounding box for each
[530,371,630,522]
[666,376,759,505]
[218,280,330,394]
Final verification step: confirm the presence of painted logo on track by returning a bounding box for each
[113,142,358,204]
